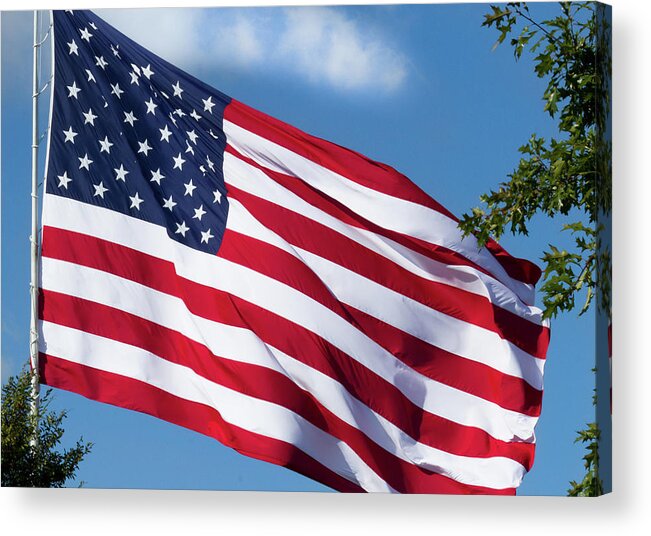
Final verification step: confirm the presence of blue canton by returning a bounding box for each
[46,10,231,254]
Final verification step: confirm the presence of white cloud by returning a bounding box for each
[279,8,407,92]
[209,16,265,67]
[96,8,204,69]
[97,7,408,94]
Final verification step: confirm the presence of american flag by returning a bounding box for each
[39,9,550,494]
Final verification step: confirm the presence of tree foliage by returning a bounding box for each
[460,1,611,320]
[567,422,603,497]
[460,2,611,496]
[1,367,92,487]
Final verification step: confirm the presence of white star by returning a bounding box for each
[169,112,177,126]
[63,126,77,143]
[199,165,206,175]
[93,182,108,198]
[187,130,198,144]
[130,63,141,75]
[95,55,107,69]
[57,171,72,189]
[175,221,189,237]
[200,228,214,244]
[83,108,97,126]
[190,109,201,121]
[124,111,137,127]
[67,81,81,99]
[78,153,93,170]
[129,192,144,210]
[89,22,97,30]
[114,164,129,182]
[206,155,215,171]
[159,125,172,142]
[80,27,93,42]
[110,43,120,57]
[172,81,183,98]
[129,71,140,85]
[150,168,165,185]
[99,136,113,154]
[174,108,186,118]
[173,153,186,170]
[141,64,154,79]
[137,139,152,156]
[85,69,96,83]
[193,204,206,221]
[213,189,222,204]
[102,96,108,108]
[67,39,78,55]
[183,180,196,197]
[110,82,124,99]
[202,96,215,114]
[185,141,195,155]
[145,98,157,115]
[209,129,220,140]
[163,195,177,211]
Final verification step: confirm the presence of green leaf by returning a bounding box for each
[2,366,93,487]
[465,0,610,497]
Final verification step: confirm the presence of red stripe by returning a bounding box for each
[41,226,535,468]
[225,178,549,359]
[40,290,515,494]
[39,354,364,493]
[225,144,500,283]
[224,98,541,286]
[218,228,543,417]
[225,99,456,218]
[484,239,541,288]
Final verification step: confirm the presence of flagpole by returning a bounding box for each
[29,9,41,447]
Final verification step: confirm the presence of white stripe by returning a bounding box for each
[40,253,535,445]
[223,152,545,327]
[40,257,527,489]
[40,321,393,492]
[41,195,538,442]
[223,120,536,305]
[226,198,545,389]
[296,248,544,389]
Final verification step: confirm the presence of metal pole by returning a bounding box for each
[29,9,40,448]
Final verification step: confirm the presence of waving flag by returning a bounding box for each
[39,9,550,494]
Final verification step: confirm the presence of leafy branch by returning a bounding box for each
[2,367,93,487]
[567,422,603,497]
[461,2,611,496]
[460,1,611,321]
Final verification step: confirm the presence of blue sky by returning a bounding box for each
[2,3,598,495]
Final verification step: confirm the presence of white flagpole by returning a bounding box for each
[29,9,41,447]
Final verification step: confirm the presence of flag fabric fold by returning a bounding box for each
[39,9,550,494]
